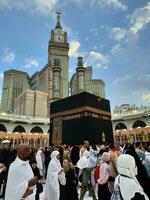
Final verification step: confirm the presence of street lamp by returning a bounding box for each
[2,137,11,149]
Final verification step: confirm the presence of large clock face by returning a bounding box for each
[55,33,64,42]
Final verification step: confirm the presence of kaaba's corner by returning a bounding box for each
[50,92,114,145]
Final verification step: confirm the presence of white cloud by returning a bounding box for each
[111,44,121,54]
[137,74,150,80]
[0,73,4,79]
[98,0,127,11]
[69,68,74,73]
[112,73,150,106]
[90,25,110,37]
[23,58,39,69]
[129,2,150,34]
[85,50,109,69]
[0,0,11,9]
[113,75,131,84]
[110,3,150,46]
[110,43,131,62]
[1,48,15,64]
[110,27,127,41]
[68,0,127,11]
[69,40,81,57]
[142,93,150,102]
[90,27,99,37]
[0,0,57,16]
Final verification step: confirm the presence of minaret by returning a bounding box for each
[76,57,85,92]
[52,59,61,101]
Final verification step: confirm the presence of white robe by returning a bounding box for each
[5,157,36,200]
[36,149,45,176]
[115,175,149,200]
[45,151,66,200]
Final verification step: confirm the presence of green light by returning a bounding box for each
[102,132,106,142]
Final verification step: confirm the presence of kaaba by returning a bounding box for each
[50,92,114,145]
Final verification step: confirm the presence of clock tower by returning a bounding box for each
[48,12,69,101]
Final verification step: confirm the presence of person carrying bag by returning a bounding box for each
[111,154,149,200]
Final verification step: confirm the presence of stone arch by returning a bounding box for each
[30,126,43,134]
[115,122,127,130]
[13,125,26,133]
[132,120,147,128]
[0,124,7,132]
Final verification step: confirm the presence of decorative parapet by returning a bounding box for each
[0,113,49,124]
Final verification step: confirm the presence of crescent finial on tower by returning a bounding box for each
[55,11,62,29]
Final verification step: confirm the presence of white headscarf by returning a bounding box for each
[118,154,138,178]
[115,154,149,200]
[101,152,110,163]
[50,150,59,159]
[48,150,61,173]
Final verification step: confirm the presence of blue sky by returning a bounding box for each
[0,0,150,111]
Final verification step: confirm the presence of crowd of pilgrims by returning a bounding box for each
[0,141,150,200]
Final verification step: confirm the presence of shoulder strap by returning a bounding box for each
[118,176,124,200]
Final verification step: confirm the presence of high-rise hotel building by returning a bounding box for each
[0,12,105,117]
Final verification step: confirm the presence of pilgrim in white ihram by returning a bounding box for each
[45,150,66,200]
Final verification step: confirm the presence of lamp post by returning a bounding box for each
[2,137,11,149]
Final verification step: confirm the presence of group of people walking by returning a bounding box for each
[0,140,150,200]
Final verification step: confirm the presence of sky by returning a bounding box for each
[0,0,150,111]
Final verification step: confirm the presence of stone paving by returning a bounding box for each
[40,185,93,200]
[0,185,93,199]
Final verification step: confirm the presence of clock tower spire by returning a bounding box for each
[55,11,62,30]
[48,12,69,101]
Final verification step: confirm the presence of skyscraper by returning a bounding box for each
[1,70,29,113]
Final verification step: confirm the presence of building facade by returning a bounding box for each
[0,70,29,113]
[113,104,142,114]
[0,113,49,148]
[112,105,150,144]
[14,90,48,117]
[70,57,105,98]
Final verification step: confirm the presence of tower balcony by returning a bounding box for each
[52,65,61,72]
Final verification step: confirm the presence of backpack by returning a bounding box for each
[94,164,100,183]
[111,176,123,200]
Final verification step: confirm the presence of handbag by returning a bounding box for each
[37,182,43,194]
[111,176,123,200]
[58,172,66,185]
